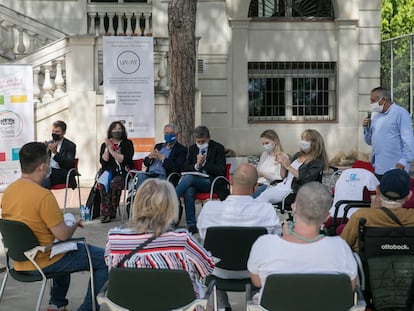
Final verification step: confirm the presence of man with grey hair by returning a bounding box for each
[362,86,414,180]
[248,182,357,296]
[135,123,187,190]
[176,125,228,234]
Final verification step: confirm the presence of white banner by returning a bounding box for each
[103,36,155,159]
[0,65,34,192]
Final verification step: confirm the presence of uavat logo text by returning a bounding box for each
[117,51,140,74]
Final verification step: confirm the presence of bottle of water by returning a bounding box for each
[80,205,86,221]
[85,206,91,222]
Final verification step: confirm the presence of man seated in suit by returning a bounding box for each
[135,123,187,189]
[42,120,77,189]
[176,125,229,234]
[197,163,281,311]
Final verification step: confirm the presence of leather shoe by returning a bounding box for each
[188,226,198,234]
[101,216,111,223]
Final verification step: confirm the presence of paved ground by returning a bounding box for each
[0,187,247,311]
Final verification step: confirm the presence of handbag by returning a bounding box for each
[85,179,101,219]
[116,235,157,268]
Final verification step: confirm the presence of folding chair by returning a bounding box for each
[203,227,266,295]
[50,158,81,213]
[327,200,371,236]
[121,158,144,222]
[194,163,232,206]
[246,273,366,311]
[329,168,379,219]
[97,268,213,311]
[0,219,96,311]
[356,217,414,310]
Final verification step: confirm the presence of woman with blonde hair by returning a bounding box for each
[253,129,286,198]
[104,179,214,297]
[255,129,328,204]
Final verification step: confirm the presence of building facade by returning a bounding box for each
[0,0,381,184]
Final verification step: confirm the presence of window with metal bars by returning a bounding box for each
[248,0,334,19]
[248,62,336,122]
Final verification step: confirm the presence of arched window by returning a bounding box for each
[248,0,334,19]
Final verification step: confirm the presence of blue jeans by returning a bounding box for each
[135,173,166,190]
[175,175,211,226]
[252,184,267,198]
[31,243,108,311]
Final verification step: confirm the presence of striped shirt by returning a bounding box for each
[105,227,215,296]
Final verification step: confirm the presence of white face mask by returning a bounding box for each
[263,143,274,152]
[196,143,209,151]
[299,140,311,153]
[370,100,384,113]
[44,163,52,179]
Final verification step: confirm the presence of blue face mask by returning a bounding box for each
[164,133,176,144]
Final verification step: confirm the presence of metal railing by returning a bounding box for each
[381,33,414,115]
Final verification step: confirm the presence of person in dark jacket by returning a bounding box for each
[255,129,328,204]
[135,123,187,189]
[98,121,134,223]
[176,125,229,234]
[42,120,77,189]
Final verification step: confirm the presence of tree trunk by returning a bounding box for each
[168,0,197,147]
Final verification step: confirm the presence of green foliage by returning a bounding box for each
[382,0,414,40]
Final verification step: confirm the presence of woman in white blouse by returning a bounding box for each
[253,129,286,198]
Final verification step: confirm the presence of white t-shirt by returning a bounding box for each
[247,234,357,298]
[329,168,379,218]
[197,195,281,279]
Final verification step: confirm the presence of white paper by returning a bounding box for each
[50,213,78,258]
[181,171,209,178]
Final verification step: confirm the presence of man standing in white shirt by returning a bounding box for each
[197,163,281,311]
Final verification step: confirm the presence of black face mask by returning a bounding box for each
[112,131,122,139]
[52,133,62,141]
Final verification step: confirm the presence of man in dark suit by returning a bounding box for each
[176,125,229,233]
[42,120,77,189]
[135,123,187,189]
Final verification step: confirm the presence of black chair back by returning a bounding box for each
[106,268,196,311]
[0,219,39,262]
[203,226,267,271]
[358,218,414,310]
[260,274,354,311]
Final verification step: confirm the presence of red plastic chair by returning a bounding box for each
[121,158,144,222]
[403,178,414,209]
[194,163,232,206]
[50,158,81,214]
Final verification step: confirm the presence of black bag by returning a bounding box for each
[85,181,101,219]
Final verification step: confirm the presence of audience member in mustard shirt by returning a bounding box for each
[1,142,107,311]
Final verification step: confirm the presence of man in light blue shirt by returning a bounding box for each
[363,86,414,179]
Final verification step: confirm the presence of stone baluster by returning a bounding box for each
[158,52,168,90]
[27,33,37,53]
[0,20,4,55]
[125,13,132,36]
[94,13,102,36]
[42,62,54,102]
[107,13,115,35]
[33,67,41,103]
[5,25,15,59]
[130,13,137,36]
[147,13,152,36]
[16,27,26,57]
[139,13,146,36]
[54,58,65,97]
